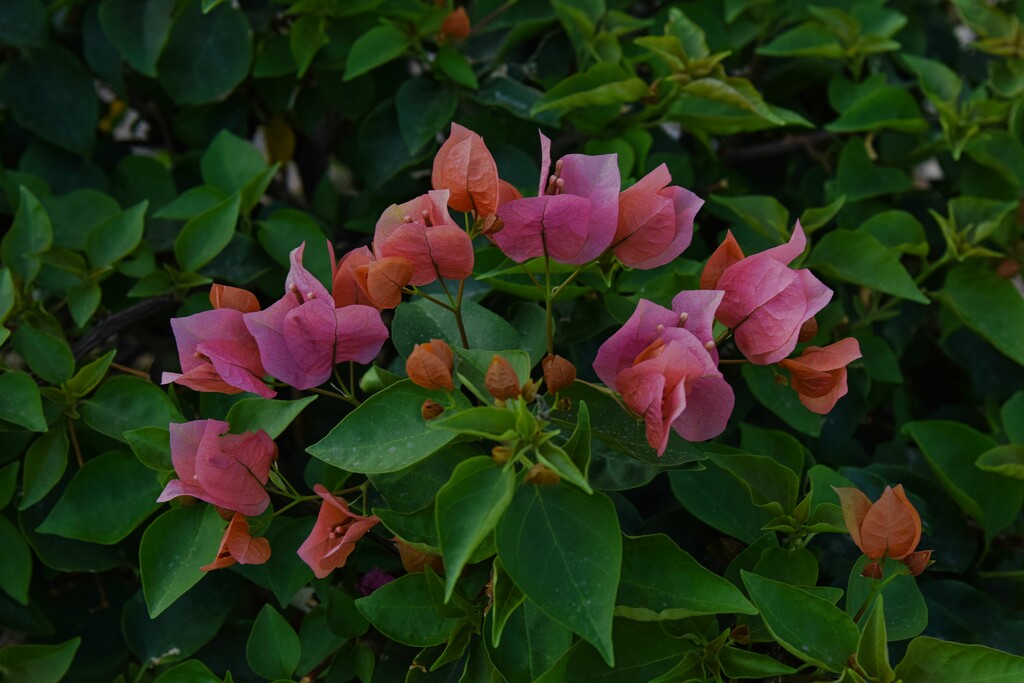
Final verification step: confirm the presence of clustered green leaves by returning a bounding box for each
[2,1,1024,682]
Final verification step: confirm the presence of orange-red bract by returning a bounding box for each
[439,7,471,40]
[542,354,576,394]
[485,355,521,400]
[833,484,929,566]
[700,231,744,290]
[406,339,455,391]
[210,284,260,313]
[201,513,271,571]
[432,123,500,216]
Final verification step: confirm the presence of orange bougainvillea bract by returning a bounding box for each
[833,484,932,576]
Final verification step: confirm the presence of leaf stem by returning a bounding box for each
[544,254,554,356]
[67,417,84,468]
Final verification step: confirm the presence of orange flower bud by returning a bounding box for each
[902,549,932,576]
[798,316,818,342]
[491,445,511,464]
[406,340,454,391]
[485,355,520,400]
[834,484,929,565]
[700,231,745,290]
[439,7,471,40]
[542,354,576,394]
[861,561,883,579]
[524,463,559,485]
[421,399,444,420]
[210,284,260,313]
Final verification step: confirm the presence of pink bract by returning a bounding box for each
[297,484,380,579]
[157,419,277,517]
[612,164,704,269]
[780,337,862,414]
[243,244,389,390]
[493,131,619,264]
[715,222,832,365]
[162,308,274,398]
[374,189,474,285]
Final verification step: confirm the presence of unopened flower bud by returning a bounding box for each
[421,399,444,420]
[485,355,520,400]
[774,373,788,387]
[729,624,751,645]
[491,445,511,464]
[406,339,454,391]
[542,354,576,394]
[861,561,883,580]
[554,397,573,412]
[798,316,818,343]
[902,550,933,577]
[524,463,560,486]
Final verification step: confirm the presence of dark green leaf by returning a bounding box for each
[0,0,47,47]
[807,230,928,303]
[140,504,224,617]
[355,573,462,646]
[173,192,240,272]
[0,638,80,683]
[396,78,458,154]
[20,428,69,510]
[938,264,1024,368]
[247,605,301,680]
[0,515,32,604]
[81,376,182,442]
[0,371,47,432]
[226,396,316,439]
[98,0,175,76]
[343,24,410,81]
[893,637,1024,683]
[2,187,52,285]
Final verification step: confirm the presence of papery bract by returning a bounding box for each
[244,244,389,390]
[407,339,455,391]
[542,354,576,394]
[210,284,260,313]
[201,512,271,572]
[485,355,521,400]
[375,190,474,285]
[833,484,927,562]
[700,231,744,290]
[779,338,861,414]
[157,420,277,517]
[715,222,832,365]
[162,307,274,398]
[432,123,498,215]
[297,485,380,579]
[332,246,412,310]
[612,164,704,269]
[493,132,619,264]
[439,7,471,41]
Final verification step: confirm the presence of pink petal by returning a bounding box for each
[170,309,251,373]
[613,165,703,269]
[558,153,619,263]
[671,290,724,351]
[194,421,272,516]
[593,299,678,388]
[280,300,340,389]
[799,368,849,414]
[197,338,272,397]
[716,256,799,329]
[286,243,330,303]
[168,420,211,482]
[377,223,473,285]
[732,281,809,365]
[333,246,376,308]
[156,478,205,504]
[333,305,389,364]
[672,375,734,442]
[537,131,552,197]
[799,338,862,372]
[219,430,276,484]
[493,194,591,263]
[161,365,246,396]
[762,220,808,265]
[244,297,301,386]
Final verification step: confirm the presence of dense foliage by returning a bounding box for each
[2,0,1024,682]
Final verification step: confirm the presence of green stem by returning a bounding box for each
[405,287,454,312]
[307,385,358,406]
[551,267,584,300]
[544,255,554,356]
[852,564,902,623]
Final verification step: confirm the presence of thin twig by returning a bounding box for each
[72,295,178,360]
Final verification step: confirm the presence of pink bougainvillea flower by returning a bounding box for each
[297,484,381,579]
[157,420,277,517]
[201,512,272,572]
[593,291,724,386]
[162,303,275,398]
[432,123,499,216]
[714,222,832,365]
[332,245,413,310]
[779,337,861,414]
[611,164,704,269]
[374,190,474,286]
[833,484,932,576]
[493,132,619,264]
[209,284,260,313]
[357,567,396,596]
[244,244,389,390]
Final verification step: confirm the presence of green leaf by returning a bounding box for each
[976,444,1024,480]
[846,556,927,641]
[1002,391,1024,443]
[435,44,478,89]
[496,484,621,666]
[247,605,301,680]
[124,426,172,471]
[13,320,74,385]
[226,396,316,439]
[257,209,331,284]
[0,48,97,154]
[0,462,17,509]
[0,638,80,683]
[392,299,522,357]
[616,534,755,620]
[152,660,221,683]
[532,63,649,114]
[564,620,700,682]
[0,0,47,48]
[155,186,228,220]
[369,443,477,514]
[20,428,69,510]
[742,364,823,437]
[290,14,328,78]
[0,371,47,432]
[140,504,224,617]
[308,380,470,474]
[436,457,517,600]
[758,23,844,58]
[938,264,1024,367]
[85,200,147,267]
[860,210,928,256]
[827,87,927,133]
[429,407,519,440]
[893,637,1024,682]
[709,451,800,514]
[902,54,962,103]
[81,376,181,443]
[201,131,268,197]
[0,515,32,604]
[65,350,116,399]
[807,229,928,303]
[343,24,410,81]
[487,601,572,682]
[742,570,859,672]
[800,196,846,233]
[157,1,251,104]
[67,282,102,328]
[682,77,784,125]
[355,573,463,646]
[396,78,458,155]
[710,194,789,242]
[173,192,240,272]
[857,597,895,683]
[904,421,1024,538]
[2,187,52,285]
[835,139,912,202]
[38,451,161,544]
[718,646,797,679]
[98,0,175,77]
[0,267,15,325]
[536,441,591,494]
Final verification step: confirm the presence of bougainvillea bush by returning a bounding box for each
[3,0,1024,681]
